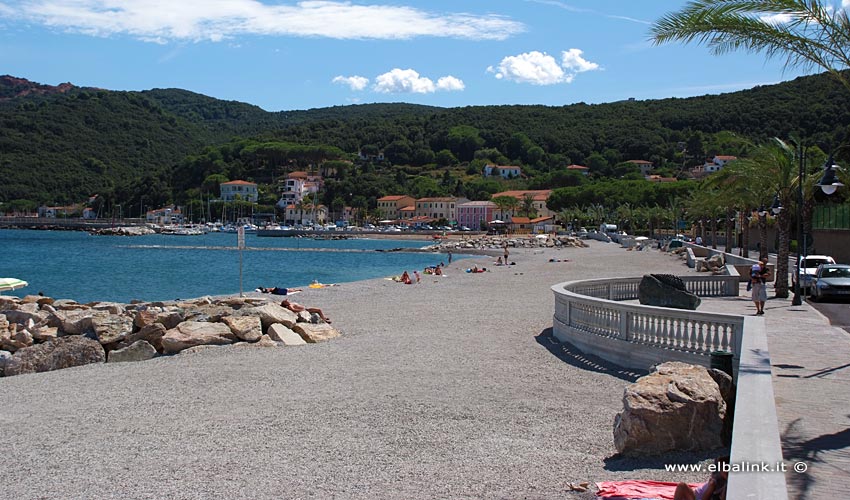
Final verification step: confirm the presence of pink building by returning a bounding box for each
[457,201,496,230]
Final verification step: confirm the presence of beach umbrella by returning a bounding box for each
[489,220,504,224]
[634,236,649,241]
[0,278,28,292]
[535,234,549,239]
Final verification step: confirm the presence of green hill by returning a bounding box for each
[1,72,848,213]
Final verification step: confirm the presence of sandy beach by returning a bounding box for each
[0,240,714,499]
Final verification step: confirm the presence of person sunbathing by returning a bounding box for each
[281,299,331,324]
[674,456,728,500]
[400,271,412,284]
[256,286,302,295]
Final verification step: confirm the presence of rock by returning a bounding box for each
[4,336,106,376]
[0,325,33,352]
[90,314,134,345]
[2,309,48,326]
[292,323,341,343]
[108,340,157,363]
[90,302,126,315]
[235,334,280,348]
[116,323,167,353]
[161,321,237,354]
[134,309,159,329]
[16,302,40,314]
[52,309,96,335]
[29,326,59,342]
[267,324,307,346]
[297,311,312,323]
[222,315,263,342]
[0,350,11,376]
[638,274,701,310]
[613,362,726,456]
[247,303,298,329]
[157,311,184,330]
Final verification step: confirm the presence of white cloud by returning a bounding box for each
[561,48,599,74]
[488,49,599,85]
[332,75,369,91]
[487,51,566,85]
[759,13,794,25]
[373,68,435,94]
[1,0,524,42]
[436,75,465,91]
[844,0,850,8]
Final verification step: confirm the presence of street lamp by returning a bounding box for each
[791,154,843,306]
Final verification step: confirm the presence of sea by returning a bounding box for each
[0,229,459,303]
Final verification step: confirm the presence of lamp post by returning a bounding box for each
[791,154,844,305]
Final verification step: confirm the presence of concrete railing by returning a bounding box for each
[551,273,787,500]
[552,271,742,376]
[681,242,774,282]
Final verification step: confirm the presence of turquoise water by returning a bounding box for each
[0,230,458,303]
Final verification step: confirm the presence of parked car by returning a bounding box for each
[810,264,850,301]
[793,255,835,291]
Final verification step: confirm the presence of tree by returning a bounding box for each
[651,1,850,92]
[446,125,484,162]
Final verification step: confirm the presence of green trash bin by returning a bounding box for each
[710,350,734,377]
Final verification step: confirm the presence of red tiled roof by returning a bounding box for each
[220,180,256,186]
[492,190,552,201]
[399,205,416,212]
[510,217,532,224]
[378,195,410,201]
[566,164,589,170]
[715,155,737,161]
[626,160,652,165]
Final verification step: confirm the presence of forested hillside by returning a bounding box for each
[1,71,848,215]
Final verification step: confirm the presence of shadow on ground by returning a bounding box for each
[535,328,645,383]
[603,448,726,472]
[782,416,850,500]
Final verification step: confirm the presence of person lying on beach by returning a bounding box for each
[281,299,331,324]
[256,287,302,295]
[674,456,728,500]
[466,266,487,273]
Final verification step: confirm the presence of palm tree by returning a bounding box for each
[651,1,850,92]
[733,139,799,297]
[521,194,538,218]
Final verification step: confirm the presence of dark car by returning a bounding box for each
[810,264,850,302]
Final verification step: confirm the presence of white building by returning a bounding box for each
[483,164,522,179]
[220,180,258,202]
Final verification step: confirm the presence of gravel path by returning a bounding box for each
[0,241,715,499]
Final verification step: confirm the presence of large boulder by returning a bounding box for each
[638,274,701,310]
[90,314,134,345]
[108,340,157,363]
[292,323,341,343]
[613,362,726,456]
[247,303,298,330]
[161,321,238,354]
[267,324,307,346]
[222,315,263,342]
[4,336,106,376]
[115,323,167,353]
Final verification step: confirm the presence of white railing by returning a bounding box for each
[552,272,787,500]
[552,270,743,376]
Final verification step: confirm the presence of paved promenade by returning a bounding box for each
[699,283,850,500]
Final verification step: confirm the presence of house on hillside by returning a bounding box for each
[146,206,184,224]
[645,175,678,183]
[566,164,590,176]
[277,171,323,208]
[692,155,738,178]
[220,180,258,202]
[626,160,654,176]
[483,164,522,179]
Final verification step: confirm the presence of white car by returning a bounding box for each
[793,254,835,291]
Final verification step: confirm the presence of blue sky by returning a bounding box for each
[0,1,839,111]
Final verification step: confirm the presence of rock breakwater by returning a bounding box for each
[0,294,339,376]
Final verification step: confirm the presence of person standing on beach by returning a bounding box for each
[447,250,452,264]
[503,244,510,263]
